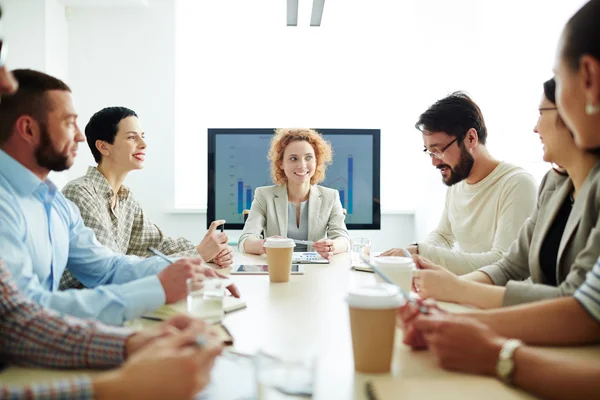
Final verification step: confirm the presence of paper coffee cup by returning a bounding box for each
[346,284,403,373]
[264,238,295,283]
[374,256,415,293]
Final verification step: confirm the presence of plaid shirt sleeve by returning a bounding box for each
[1,376,93,400]
[0,261,131,369]
[127,198,200,258]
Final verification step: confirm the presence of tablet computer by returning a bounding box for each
[231,264,305,275]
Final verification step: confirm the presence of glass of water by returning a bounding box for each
[187,278,225,323]
[351,237,372,265]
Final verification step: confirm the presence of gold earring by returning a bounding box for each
[586,102,600,115]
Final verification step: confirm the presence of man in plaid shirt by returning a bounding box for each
[0,260,222,399]
[60,107,232,289]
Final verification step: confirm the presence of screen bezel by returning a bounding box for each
[207,128,381,230]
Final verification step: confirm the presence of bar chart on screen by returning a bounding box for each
[326,155,354,214]
[208,129,380,229]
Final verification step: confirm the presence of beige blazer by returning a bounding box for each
[480,161,600,306]
[238,184,350,252]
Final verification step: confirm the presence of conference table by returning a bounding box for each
[2,252,599,399]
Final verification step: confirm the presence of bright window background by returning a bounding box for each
[174,0,587,211]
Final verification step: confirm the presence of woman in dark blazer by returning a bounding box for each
[411,78,600,308]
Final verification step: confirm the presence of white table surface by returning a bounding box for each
[2,252,598,399]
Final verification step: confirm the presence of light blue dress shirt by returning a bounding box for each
[0,150,169,325]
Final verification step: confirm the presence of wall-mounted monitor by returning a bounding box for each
[207,128,381,230]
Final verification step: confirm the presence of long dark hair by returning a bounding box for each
[563,0,600,70]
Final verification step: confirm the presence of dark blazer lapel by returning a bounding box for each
[530,178,572,283]
[557,171,596,271]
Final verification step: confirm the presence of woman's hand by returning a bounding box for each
[413,314,505,376]
[313,239,335,259]
[398,298,445,349]
[412,256,462,302]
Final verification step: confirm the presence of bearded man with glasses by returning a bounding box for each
[382,92,537,274]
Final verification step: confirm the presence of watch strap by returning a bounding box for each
[497,339,522,384]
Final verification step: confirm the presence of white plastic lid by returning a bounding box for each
[346,283,403,309]
[264,237,296,248]
[375,256,414,268]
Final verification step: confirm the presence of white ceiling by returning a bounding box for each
[58,0,148,7]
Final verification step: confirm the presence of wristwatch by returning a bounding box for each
[496,339,522,384]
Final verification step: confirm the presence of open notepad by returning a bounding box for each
[142,296,247,321]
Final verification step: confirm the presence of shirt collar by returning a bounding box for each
[0,149,46,196]
[85,166,130,201]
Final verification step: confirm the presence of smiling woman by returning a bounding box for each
[59,107,235,290]
[239,128,350,259]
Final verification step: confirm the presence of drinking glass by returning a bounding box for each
[351,237,372,265]
[186,278,225,323]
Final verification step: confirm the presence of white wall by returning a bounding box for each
[44,0,69,81]
[1,0,46,71]
[66,0,181,235]
[2,0,70,187]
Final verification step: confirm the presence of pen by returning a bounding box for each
[148,246,174,264]
[140,315,164,322]
[292,239,315,246]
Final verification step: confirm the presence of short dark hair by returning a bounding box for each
[85,106,138,163]
[415,92,488,145]
[543,78,557,104]
[0,69,71,145]
[563,0,600,70]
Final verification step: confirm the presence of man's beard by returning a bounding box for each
[437,146,474,187]
[34,123,71,172]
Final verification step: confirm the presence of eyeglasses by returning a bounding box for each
[539,107,558,112]
[423,137,458,160]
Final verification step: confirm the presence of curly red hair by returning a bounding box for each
[268,128,333,185]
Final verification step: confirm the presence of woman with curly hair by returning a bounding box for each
[238,128,350,259]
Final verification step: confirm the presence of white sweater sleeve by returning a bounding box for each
[419,173,538,275]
